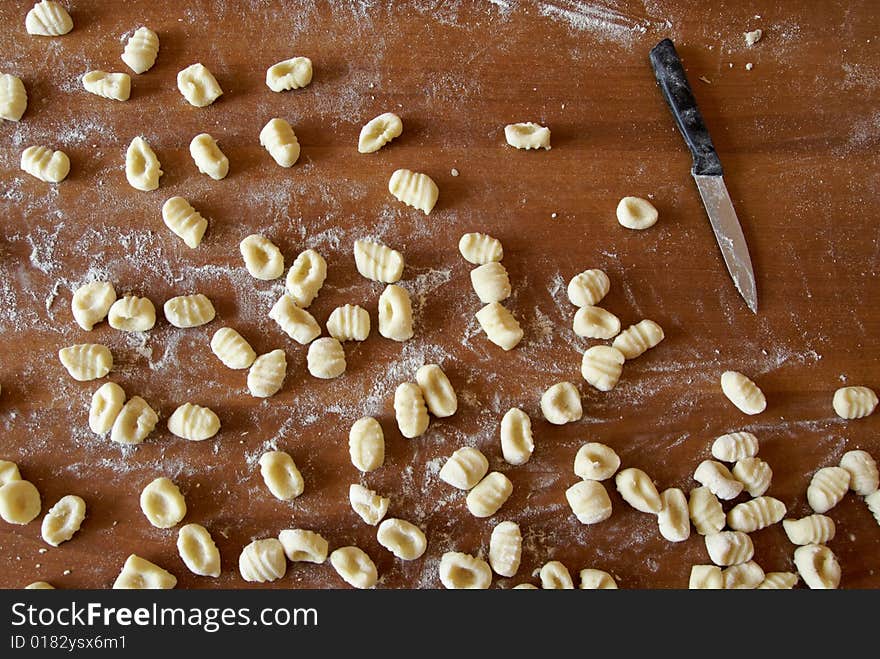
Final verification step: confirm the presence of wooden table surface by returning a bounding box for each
[0,0,877,589]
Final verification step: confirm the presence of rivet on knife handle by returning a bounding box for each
[649,38,723,177]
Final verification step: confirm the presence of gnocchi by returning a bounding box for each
[572,306,620,339]
[394,382,429,439]
[727,496,786,533]
[71,281,116,330]
[89,382,125,434]
[125,136,163,190]
[612,319,665,359]
[58,343,112,381]
[693,459,744,500]
[177,63,222,107]
[722,560,765,590]
[839,449,879,495]
[121,26,159,74]
[108,295,156,332]
[210,327,256,369]
[0,73,27,121]
[504,122,551,150]
[500,407,534,466]
[269,295,321,344]
[793,544,840,589]
[82,70,130,101]
[459,232,503,265]
[475,302,523,351]
[43,496,86,547]
[327,304,370,342]
[190,133,229,180]
[25,582,54,590]
[21,145,70,182]
[349,484,389,526]
[416,364,457,418]
[573,442,620,481]
[265,56,313,92]
[657,487,690,542]
[239,539,286,583]
[378,285,414,341]
[614,467,662,514]
[540,561,574,589]
[579,569,618,589]
[565,480,612,524]
[25,1,72,36]
[731,456,772,497]
[329,546,378,589]
[567,269,610,307]
[285,249,326,307]
[278,529,328,564]
[807,466,850,514]
[438,552,492,589]
[348,416,385,472]
[140,477,186,528]
[540,381,582,425]
[580,345,625,392]
[616,196,658,230]
[488,521,522,577]
[358,112,403,153]
[704,531,754,566]
[0,460,21,486]
[782,514,835,546]
[307,337,346,379]
[163,293,215,328]
[167,403,220,441]
[757,572,799,589]
[388,168,439,215]
[113,555,177,589]
[832,385,877,419]
[247,349,287,398]
[466,471,513,518]
[376,518,427,560]
[0,480,41,525]
[354,239,404,283]
[110,396,158,445]
[720,370,767,415]
[162,196,207,248]
[259,451,304,501]
[438,447,489,490]
[177,523,221,577]
[865,490,880,526]
[260,117,300,167]
[688,564,723,589]
[711,431,759,462]
[688,486,725,535]
[470,262,511,303]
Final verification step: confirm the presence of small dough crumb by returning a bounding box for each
[744,29,763,47]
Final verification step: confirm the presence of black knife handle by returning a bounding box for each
[649,38,723,176]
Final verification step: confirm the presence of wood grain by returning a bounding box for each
[0,0,877,589]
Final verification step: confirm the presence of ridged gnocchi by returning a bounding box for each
[727,496,786,533]
[489,521,522,577]
[0,73,27,121]
[177,63,222,107]
[793,544,840,589]
[0,480,41,525]
[82,71,130,101]
[139,477,186,529]
[388,168,439,215]
[358,112,402,153]
[579,569,618,589]
[504,122,551,150]
[711,431,759,462]
[110,396,158,445]
[540,381,582,425]
[266,56,313,92]
[572,306,620,339]
[240,234,284,280]
[612,319,664,359]
[190,133,228,180]
[722,560,764,589]
[376,518,427,560]
[807,466,850,513]
[25,1,73,36]
[71,281,116,330]
[658,487,690,542]
[108,295,156,332]
[459,232,503,265]
[329,546,377,589]
[704,531,754,566]
[475,302,522,351]
[693,459,743,500]
[573,442,620,481]
[162,196,207,248]
[259,451,304,501]
[21,145,70,182]
[269,295,321,344]
[567,269,610,307]
[121,27,159,74]
[439,552,492,589]
[470,262,511,303]
[689,564,723,589]
[720,370,767,415]
[167,403,220,441]
[757,572,799,589]
[306,337,346,379]
[394,382,429,438]
[278,529,328,563]
[354,239,404,283]
[58,343,112,381]
[210,327,256,369]
[466,471,513,518]
[839,449,879,495]
[163,293,215,328]
[88,381,125,434]
[615,467,662,514]
[782,514,835,546]
[565,480,612,524]
[327,304,370,342]
[285,249,326,307]
[348,417,385,473]
[540,561,574,589]
[113,555,176,589]
[616,196,658,230]
[865,490,880,526]
[732,457,772,497]
[832,385,877,419]
[500,407,534,466]
[260,117,300,167]
[239,539,286,583]
[177,523,221,577]
[580,345,625,392]
[246,349,287,398]
[439,447,489,490]
[349,484,389,526]
[416,364,457,418]
[688,486,725,535]
[378,285,414,341]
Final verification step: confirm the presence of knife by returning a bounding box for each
[649,38,758,314]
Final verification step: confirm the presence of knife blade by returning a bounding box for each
[649,38,758,314]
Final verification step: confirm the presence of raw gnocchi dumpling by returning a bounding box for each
[475,302,523,350]
[239,539,286,583]
[711,431,759,462]
[247,349,287,398]
[210,327,256,369]
[167,403,220,441]
[278,529,328,563]
[727,496,786,533]
[88,381,125,434]
[258,450,304,501]
[394,382,429,438]
[416,364,457,418]
[466,471,513,518]
[615,467,662,514]
[574,442,620,481]
[388,168,439,215]
[240,234,284,280]
[177,523,221,577]
[124,136,162,191]
[731,457,772,497]
[657,488,690,542]
[140,477,186,528]
[782,514,835,546]
[720,370,767,415]
[439,552,491,589]
[0,73,27,121]
[265,56,313,92]
[722,561,765,589]
[500,407,534,466]
[459,232,503,265]
[488,521,522,577]
[163,293,215,328]
[470,262,511,304]
[25,582,54,590]
[807,466,850,514]
[110,396,158,445]
[25,1,72,36]
[612,319,664,359]
[41,495,85,546]
[567,269,610,307]
[758,572,799,589]
[162,196,207,248]
[348,416,385,472]
[0,480,41,525]
[378,285,414,341]
[113,555,177,589]
[108,295,156,332]
[579,569,618,589]
[580,345,625,392]
[260,117,300,167]
[540,381,582,425]
[177,63,222,107]
[21,145,69,182]
[354,239,404,283]
[694,459,743,500]
[190,133,228,180]
[504,122,550,150]
[573,306,620,339]
[71,280,116,330]
[376,518,427,560]
[689,486,725,535]
[540,561,574,589]
[286,249,326,307]
[832,385,877,419]
[565,480,612,524]
[330,546,377,589]
[865,490,880,526]
[689,565,723,589]
[327,304,370,342]
[0,460,21,486]
[839,450,879,495]
[349,484,389,526]
[58,344,112,381]
[307,338,346,379]
[616,196,658,230]
[439,447,488,490]
[793,544,840,589]
[358,112,403,153]
[82,71,130,101]
[704,531,754,566]
[269,295,320,344]
[121,27,159,74]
